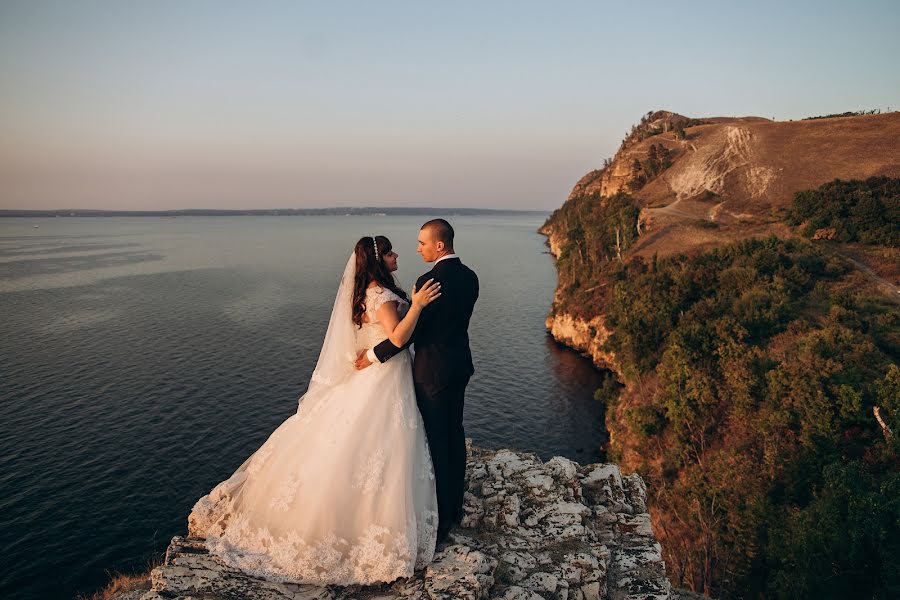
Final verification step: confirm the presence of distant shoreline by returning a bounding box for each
[0,207,548,218]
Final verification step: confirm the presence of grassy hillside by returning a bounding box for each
[555,111,900,268]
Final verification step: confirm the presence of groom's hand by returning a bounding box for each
[355,350,373,370]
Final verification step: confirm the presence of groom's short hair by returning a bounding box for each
[422,219,454,247]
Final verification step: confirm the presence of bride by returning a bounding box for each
[188,235,442,585]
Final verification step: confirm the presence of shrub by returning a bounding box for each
[787,177,900,246]
[601,235,898,596]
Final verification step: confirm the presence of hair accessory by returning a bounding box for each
[372,236,379,260]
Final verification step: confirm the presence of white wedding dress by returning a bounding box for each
[188,255,438,585]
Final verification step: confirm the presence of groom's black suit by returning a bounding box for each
[373,256,479,534]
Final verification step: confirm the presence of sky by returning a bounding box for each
[1,0,898,211]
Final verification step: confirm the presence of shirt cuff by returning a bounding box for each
[366,348,378,363]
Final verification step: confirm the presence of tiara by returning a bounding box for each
[372,236,379,260]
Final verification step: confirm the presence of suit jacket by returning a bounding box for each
[373,257,479,386]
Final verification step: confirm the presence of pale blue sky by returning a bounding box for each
[1,0,898,210]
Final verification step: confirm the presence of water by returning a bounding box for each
[0,215,608,599]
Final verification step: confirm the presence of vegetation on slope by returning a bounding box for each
[543,191,640,318]
[802,108,891,120]
[601,236,899,597]
[620,110,709,149]
[787,176,900,246]
[629,143,676,192]
[545,177,900,598]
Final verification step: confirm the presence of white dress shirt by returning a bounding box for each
[365,254,458,363]
[433,253,458,265]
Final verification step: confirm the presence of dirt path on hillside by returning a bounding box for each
[835,251,900,304]
[647,203,703,221]
[641,204,900,304]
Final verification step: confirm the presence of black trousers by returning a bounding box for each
[414,376,469,532]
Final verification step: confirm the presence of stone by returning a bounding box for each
[545,456,579,481]
[498,586,544,600]
[522,571,558,592]
[501,493,521,527]
[116,444,671,600]
[621,474,648,513]
[580,581,601,600]
[425,544,497,599]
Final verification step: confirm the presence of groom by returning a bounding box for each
[355,218,479,542]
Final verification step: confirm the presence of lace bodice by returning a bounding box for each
[358,286,408,348]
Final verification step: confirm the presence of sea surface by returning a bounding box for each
[0,215,608,599]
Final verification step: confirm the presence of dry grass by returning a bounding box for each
[574,112,900,264]
[74,552,164,600]
[639,112,900,213]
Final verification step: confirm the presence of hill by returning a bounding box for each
[541,111,900,369]
[556,110,899,267]
[540,111,900,597]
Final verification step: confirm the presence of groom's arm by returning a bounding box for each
[370,336,410,363]
[358,329,408,369]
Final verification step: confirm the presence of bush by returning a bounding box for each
[542,192,641,318]
[787,177,900,246]
[593,371,622,407]
[767,459,900,598]
[600,235,899,596]
[693,219,719,228]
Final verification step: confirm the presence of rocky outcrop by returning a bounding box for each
[539,220,620,374]
[538,222,564,259]
[539,217,621,374]
[545,313,619,375]
[568,111,692,201]
[123,444,671,600]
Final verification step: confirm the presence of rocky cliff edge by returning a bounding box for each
[113,443,671,600]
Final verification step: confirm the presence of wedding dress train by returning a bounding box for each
[188,264,438,585]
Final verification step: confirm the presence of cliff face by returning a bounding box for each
[544,312,618,377]
[542,111,900,372]
[568,111,697,201]
[119,445,672,600]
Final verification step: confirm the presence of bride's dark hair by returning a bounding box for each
[352,235,409,328]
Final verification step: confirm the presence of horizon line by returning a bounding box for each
[0,206,550,216]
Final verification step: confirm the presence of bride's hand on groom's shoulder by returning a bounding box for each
[355,350,372,371]
[411,278,441,309]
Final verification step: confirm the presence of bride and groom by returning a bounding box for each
[188,218,479,585]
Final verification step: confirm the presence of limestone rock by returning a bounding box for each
[121,444,671,600]
[543,312,620,375]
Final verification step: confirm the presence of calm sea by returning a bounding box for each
[0,215,607,599]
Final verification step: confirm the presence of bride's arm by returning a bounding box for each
[376,279,441,348]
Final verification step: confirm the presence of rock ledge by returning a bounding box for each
[132,444,671,600]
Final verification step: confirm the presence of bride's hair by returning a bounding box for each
[352,235,409,328]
